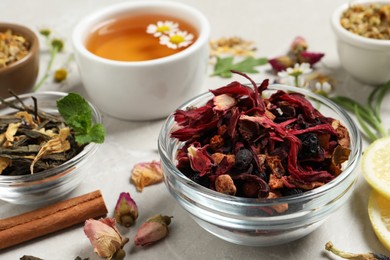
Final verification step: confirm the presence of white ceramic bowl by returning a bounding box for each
[331,0,390,85]
[72,1,210,121]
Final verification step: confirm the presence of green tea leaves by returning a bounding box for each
[211,56,268,78]
[57,93,105,144]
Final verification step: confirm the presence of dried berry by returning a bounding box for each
[234,149,252,170]
[298,133,322,159]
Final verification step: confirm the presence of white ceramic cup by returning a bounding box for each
[331,0,390,85]
[72,1,210,120]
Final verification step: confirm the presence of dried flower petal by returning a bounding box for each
[84,218,128,259]
[134,215,172,246]
[268,56,294,72]
[187,144,214,176]
[131,161,163,192]
[213,94,236,111]
[0,157,11,174]
[114,192,138,227]
[30,127,71,174]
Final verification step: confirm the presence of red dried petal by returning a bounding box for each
[269,56,294,72]
[187,144,214,176]
[210,81,253,97]
[298,51,324,66]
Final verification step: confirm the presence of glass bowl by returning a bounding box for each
[158,84,362,246]
[0,91,102,205]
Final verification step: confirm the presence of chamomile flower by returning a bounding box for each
[159,30,194,49]
[277,63,312,88]
[146,21,179,37]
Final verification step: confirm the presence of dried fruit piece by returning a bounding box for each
[131,161,163,192]
[215,174,236,195]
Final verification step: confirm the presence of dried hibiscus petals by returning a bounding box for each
[171,74,351,213]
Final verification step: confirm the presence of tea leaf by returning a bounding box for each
[57,93,105,144]
[212,56,268,78]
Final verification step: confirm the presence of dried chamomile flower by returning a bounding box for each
[130,161,163,192]
[54,68,68,82]
[210,36,256,57]
[0,30,30,68]
[341,3,390,40]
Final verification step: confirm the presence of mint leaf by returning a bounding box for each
[57,93,105,144]
[212,56,268,78]
[75,124,105,144]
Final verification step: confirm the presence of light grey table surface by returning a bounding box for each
[1,0,389,259]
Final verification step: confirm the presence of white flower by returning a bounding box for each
[277,63,312,88]
[314,81,332,94]
[146,21,179,37]
[278,63,312,78]
[159,30,194,49]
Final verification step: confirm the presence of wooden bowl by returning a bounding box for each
[0,23,39,98]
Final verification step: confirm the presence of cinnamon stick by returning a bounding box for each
[0,190,108,249]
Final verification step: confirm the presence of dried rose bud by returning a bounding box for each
[114,192,138,227]
[84,218,129,259]
[268,55,294,72]
[134,215,172,247]
[215,174,236,195]
[290,36,308,53]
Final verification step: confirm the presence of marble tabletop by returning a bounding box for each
[1,0,389,259]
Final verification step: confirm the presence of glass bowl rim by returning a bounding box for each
[158,83,362,206]
[0,91,102,182]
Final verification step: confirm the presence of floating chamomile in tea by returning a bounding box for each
[86,14,197,61]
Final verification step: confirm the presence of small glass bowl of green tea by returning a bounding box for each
[72,1,210,120]
[0,92,102,205]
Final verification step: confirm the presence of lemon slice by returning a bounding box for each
[368,190,390,251]
[362,137,390,199]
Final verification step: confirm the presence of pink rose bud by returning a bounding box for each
[84,218,128,259]
[134,215,172,246]
[290,36,308,53]
[114,192,138,227]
